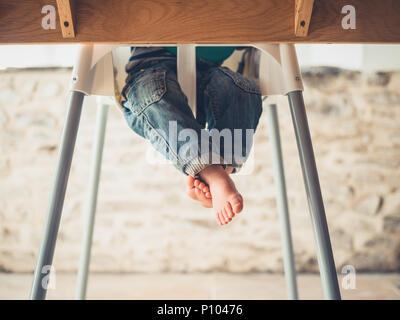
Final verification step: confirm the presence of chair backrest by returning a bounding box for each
[70,44,304,114]
[255,44,304,96]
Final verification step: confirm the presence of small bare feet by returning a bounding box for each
[186,176,212,208]
[199,165,243,226]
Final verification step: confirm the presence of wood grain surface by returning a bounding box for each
[0,0,399,44]
[295,0,315,37]
[56,0,75,38]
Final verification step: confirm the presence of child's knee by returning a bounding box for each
[124,68,168,116]
[217,66,261,95]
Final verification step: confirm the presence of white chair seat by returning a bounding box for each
[70,44,304,114]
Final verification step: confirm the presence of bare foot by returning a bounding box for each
[186,176,212,208]
[199,165,243,226]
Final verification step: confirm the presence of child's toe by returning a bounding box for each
[217,212,223,225]
[187,175,195,188]
[195,188,202,197]
[230,194,243,214]
[225,203,234,218]
[221,210,229,223]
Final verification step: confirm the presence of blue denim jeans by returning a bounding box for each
[121,57,263,177]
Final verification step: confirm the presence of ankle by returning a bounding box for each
[198,165,227,184]
[199,165,238,194]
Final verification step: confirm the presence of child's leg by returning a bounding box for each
[122,58,261,225]
[197,65,263,224]
[202,65,263,172]
[122,59,222,178]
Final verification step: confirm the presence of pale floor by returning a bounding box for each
[0,273,399,300]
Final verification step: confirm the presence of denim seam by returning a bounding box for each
[128,70,167,116]
[204,85,219,124]
[140,71,167,115]
[138,69,197,171]
[141,111,181,166]
[217,66,261,94]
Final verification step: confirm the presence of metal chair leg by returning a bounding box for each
[266,103,298,300]
[30,91,85,300]
[287,90,341,300]
[75,99,109,300]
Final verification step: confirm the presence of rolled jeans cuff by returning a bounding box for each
[183,152,226,177]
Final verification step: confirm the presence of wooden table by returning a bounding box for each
[0,0,399,44]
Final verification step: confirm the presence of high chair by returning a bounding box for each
[29,44,341,300]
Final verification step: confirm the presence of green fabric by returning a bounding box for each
[163,46,236,63]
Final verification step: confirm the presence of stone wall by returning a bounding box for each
[0,64,399,273]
